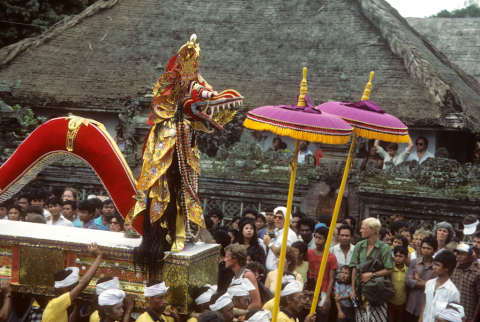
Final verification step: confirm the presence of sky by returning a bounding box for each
[386,0,470,17]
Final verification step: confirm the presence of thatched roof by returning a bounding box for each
[1,0,480,129]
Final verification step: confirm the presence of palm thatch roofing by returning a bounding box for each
[1,0,480,130]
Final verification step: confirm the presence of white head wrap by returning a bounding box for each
[210,292,233,311]
[144,282,169,297]
[247,310,272,322]
[195,285,218,305]
[280,281,303,297]
[274,207,287,218]
[96,277,120,295]
[435,307,463,322]
[447,303,465,318]
[282,275,295,284]
[54,267,79,288]
[98,289,125,306]
[228,278,255,297]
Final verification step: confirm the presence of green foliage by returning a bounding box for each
[11,104,46,137]
[431,4,480,18]
[0,0,98,48]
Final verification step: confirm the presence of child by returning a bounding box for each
[305,226,337,318]
[387,246,408,322]
[334,265,353,322]
[7,205,24,221]
[392,234,412,266]
[78,200,97,229]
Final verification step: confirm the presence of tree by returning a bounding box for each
[0,0,98,48]
[431,3,480,18]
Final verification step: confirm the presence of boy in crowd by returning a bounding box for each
[305,226,337,319]
[25,206,46,224]
[29,189,51,220]
[62,200,82,227]
[137,280,179,322]
[78,200,97,229]
[334,266,354,322]
[257,205,276,239]
[95,199,115,231]
[374,139,413,169]
[46,197,74,227]
[419,251,460,322]
[450,244,480,322]
[388,246,408,322]
[42,242,102,321]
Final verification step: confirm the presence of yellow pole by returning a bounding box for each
[309,71,373,314]
[272,67,307,322]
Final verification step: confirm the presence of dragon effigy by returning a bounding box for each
[129,34,243,275]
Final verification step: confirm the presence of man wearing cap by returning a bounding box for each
[97,289,126,322]
[450,244,480,322]
[210,292,235,322]
[263,207,298,271]
[90,277,134,322]
[42,242,103,322]
[137,280,179,322]
[278,281,316,322]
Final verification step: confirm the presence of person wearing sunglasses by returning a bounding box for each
[109,213,124,233]
[407,136,434,165]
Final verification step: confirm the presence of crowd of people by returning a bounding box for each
[0,188,478,322]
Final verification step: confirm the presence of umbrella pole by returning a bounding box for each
[272,139,300,322]
[309,133,357,314]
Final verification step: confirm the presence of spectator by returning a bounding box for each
[407,136,434,165]
[450,244,480,321]
[391,221,407,237]
[205,216,214,234]
[62,187,80,203]
[50,187,64,199]
[392,234,412,267]
[360,146,384,171]
[198,311,225,322]
[42,243,102,321]
[334,266,354,322]
[434,222,455,256]
[278,281,316,322]
[374,139,413,169]
[16,193,30,211]
[291,211,305,236]
[0,200,9,220]
[109,213,125,232]
[350,218,393,320]
[412,229,432,260]
[273,137,287,151]
[380,229,392,246]
[29,189,51,220]
[190,285,218,321]
[298,141,314,164]
[88,197,104,219]
[257,205,276,239]
[291,241,309,282]
[315,148,323,166]
[256,213,266,232]
[245,262,267,284]
[265,246,303,294]
[0,280,12,321]
[62,200,82,228]
[228,280,253,311]
[46,196,74,227]
[400,227,416,249]
[136,280,179,322]
[297,279,321,322]
[247,246,266,266]
[78,200,97,229]
[228,229,240,244]
[237,219,266,255]
[243,209,258,221]
[473,231,480,267]
[332,220,348,247]
[317,215,332,227]
[331,224,355,281]
[212,229,235,293]
[230,216,241,230]
[297,216,316,250]
[405,236,437,322]
[209,208,224,229]
[8,205,24,221]
[224,243,261,310]
[387,246,408,322]
[262,207,298,271]
[420,251,460,322]
[96,199,115,231]
[96,289,133,322]
[305,226,337,319]
[344,215,362,245]
[210,293,235,322]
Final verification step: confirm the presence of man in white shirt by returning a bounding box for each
[407,136,434,165]
[420,250,460,322]
[330,224,355,281]
[46,197,74,227]
[374,139,413,169]
[297,141,314,164]
[262,206,298,271]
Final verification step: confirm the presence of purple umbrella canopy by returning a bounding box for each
[244,95,352,145]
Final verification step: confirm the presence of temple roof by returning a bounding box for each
[1,0,480,129]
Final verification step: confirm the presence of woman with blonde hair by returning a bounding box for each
[62,187,80,203]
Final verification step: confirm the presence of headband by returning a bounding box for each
[96,277,120,295]
[54,267,79,288]
[144,282,169,297]
[436,308,462,322]
[210,293,233,311]
[247,310,272,322]
[282,275,295,284]
[195,285,218,305]
[280,281,303,297]
[98,289,125,306]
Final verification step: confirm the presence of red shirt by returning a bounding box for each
[306,249,338,292]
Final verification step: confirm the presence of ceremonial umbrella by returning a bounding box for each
[309,72,410,313]
[244,68,353,322]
